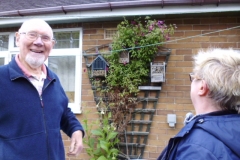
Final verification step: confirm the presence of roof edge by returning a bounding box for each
[1,0,240,17]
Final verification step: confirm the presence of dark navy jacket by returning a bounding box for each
[158,111,240,160]
[0,58,84,160]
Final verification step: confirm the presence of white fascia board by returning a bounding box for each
[0,4,240,26]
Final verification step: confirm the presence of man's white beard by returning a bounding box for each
[25,53,45,69]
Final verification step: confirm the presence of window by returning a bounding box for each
[0,34,9,51]
[0,28,83,114]
[105,29,117,39]
[0,58,4,65]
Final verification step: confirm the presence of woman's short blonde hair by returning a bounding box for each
[193,48,240,113]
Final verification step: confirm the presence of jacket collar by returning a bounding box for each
[8,56,56,82]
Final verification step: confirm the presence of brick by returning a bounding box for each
[200,18,219,24]
[90,34,104,39]
[228,36,240,42]
[219,17,237,23]
[220,29,239,35]
[167,91,183,98]
[176,61,193,67]
[165,19,183,25]
[176,49,192,55]
[176,25,193,30]
[209,37,228,42]
[161,85,175,91]
[201,42,237,48]
[83,29,97,34]
[192,36,210,42]
[175,85,191,91]
[102,22,119,28]
[82,40,97,45]
[175,98,192,104]
[96,29,104,34]
[156,109,174,115]
[210,24,228,30]
[193,25,210,30]
[169,55,184,61]
[183,19,200,24]
[97,40,112,45]
[185,31,202,36]
[83,35,89,39]
[172,31,185,37]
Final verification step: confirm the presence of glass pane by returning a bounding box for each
[0,35,9,51]
[53,31,79,49]
[48,56,76,103]
[0,58,4,65]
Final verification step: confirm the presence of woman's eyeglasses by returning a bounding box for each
[189,73,202,82]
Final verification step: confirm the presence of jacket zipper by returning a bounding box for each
[40,95,50,160]
[40,79,54,160]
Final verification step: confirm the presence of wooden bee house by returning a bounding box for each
[89,55,109,77]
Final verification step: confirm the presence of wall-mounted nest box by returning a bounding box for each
[150,62,166,82]
[89,55,109,77]
[119,50,129,64]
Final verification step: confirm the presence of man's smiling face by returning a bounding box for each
[15,19,55,69]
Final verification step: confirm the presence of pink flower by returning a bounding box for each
[131,21,136,25]
[158,20,164,25]
[149,25,153,31]
[165,35,170,40]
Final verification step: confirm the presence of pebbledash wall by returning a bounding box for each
[75,12,240,160]
[1,12,239,160]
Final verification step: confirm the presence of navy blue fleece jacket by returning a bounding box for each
[0,58,84,160]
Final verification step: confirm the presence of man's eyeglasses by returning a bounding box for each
[20,32,54,43]
[189,73,202,82]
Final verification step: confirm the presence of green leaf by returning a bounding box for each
[100,140,109,152]
[110,148,119,154]
[91,129,104,136]
[97,156,108,160]
[107,132,118,141]
[89,137,95,148]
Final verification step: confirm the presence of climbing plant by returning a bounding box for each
[83,16,176,159]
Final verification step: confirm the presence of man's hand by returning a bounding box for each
[67,130,83,157]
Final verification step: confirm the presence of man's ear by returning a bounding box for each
[15,32,20,47]
[52,40,55,47]
[198,80,208,96]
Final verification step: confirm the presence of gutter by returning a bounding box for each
[1,0,240,17]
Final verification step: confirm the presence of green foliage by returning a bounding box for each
[105,16,175,95]
[83,111,119,160]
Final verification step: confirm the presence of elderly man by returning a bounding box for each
[0,19,84,160]
[158,48,240,160]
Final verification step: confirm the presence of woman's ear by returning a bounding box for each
[198,80,209,96]
[15,32,20,47]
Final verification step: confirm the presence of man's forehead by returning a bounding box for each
[20,19,53,35]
